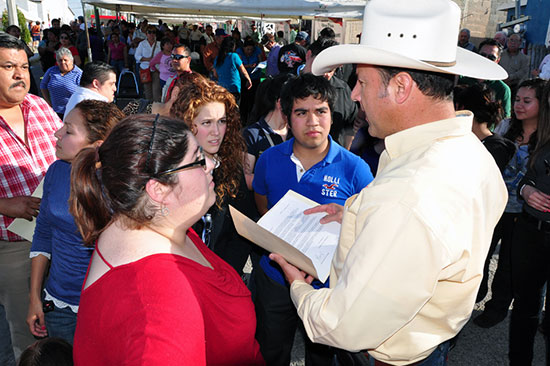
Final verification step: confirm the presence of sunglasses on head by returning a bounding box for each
[171,54,190,60]
[480,52,497,62]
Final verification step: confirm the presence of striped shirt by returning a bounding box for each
[0,94,62,241]
[40,65,82,114]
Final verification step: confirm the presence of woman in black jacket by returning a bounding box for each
[170,73,259,279]
[509,79,550,365]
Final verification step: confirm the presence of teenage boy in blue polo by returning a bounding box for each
[252,73,373,366]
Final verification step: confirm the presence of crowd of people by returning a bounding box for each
[1,0,550,365]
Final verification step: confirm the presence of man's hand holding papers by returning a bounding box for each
[269,253,314,285]
[230,190,342,282]
[271,201,345,284]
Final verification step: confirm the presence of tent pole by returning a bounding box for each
[81,1,93,62]
[94,6,102,35]
[6,0,17,26]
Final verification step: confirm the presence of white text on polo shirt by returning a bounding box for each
[321,175,340,197]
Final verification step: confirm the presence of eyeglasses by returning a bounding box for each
[171,54,190,60]
[146,115,211,178]
[156,146,207,177]
[480,52,497,62]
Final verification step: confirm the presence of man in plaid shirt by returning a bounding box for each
[0,34,62,365]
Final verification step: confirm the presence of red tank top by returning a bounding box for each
[73,229,264,365]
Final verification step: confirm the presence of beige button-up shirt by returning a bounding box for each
[290,112,507,365]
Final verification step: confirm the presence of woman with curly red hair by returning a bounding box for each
[170,73,260,277]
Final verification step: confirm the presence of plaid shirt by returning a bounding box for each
[0,94,62,241]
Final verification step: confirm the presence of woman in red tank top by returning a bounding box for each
[70,114,264,365]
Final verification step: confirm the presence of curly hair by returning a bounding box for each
[170,74,245,207]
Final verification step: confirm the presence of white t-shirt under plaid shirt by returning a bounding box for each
[0,93,62,241]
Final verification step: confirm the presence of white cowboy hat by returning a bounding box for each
[312,0,507,80]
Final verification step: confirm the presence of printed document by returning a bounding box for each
[231,190,340,282]
[7,179,44,241]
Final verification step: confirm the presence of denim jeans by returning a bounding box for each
[367,341,450,366]
[337,340,450,366]
[110,59,125,76]
[416,341,450,366]
[44,305,77,345]
[0,304,15,366]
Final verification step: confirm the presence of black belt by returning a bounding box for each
[522,211,550,232]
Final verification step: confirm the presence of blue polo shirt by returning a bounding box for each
[253,136,374,285]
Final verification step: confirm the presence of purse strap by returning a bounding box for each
[150,42,157,58]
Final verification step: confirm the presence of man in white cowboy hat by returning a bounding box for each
[269,0,508,365]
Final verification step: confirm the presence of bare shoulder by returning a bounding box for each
[83,223,172,289]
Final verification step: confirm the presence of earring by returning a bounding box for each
[160,203,169,217]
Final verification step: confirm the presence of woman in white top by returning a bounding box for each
[135,25,161,101]
[532,54,550,80]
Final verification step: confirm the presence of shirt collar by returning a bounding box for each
[78,87,109,101]
[258,117,272,132]
[20,94,32,111]
[18,93,38,117]
[285,135,337,164]
[384,111,474,160]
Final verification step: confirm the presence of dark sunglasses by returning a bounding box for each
[170,54,190,60]
[479,52,497,62]
[157,147,207,177]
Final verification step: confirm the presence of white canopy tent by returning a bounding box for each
[79,0,366,60]
[126,12,293,24]
[81,0,367,20]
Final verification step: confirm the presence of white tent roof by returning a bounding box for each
[135,13,293,23]
[82,0,367,19]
